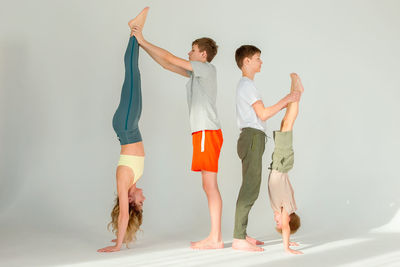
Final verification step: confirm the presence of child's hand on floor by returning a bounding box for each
[285,247,303,255]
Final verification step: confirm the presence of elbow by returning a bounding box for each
[264,115,272,121]
[259,113,270,121]
[262,110,274,121]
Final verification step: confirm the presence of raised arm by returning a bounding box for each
[252,91,300,121]
[132,26,190,77]
[281,209,303,254]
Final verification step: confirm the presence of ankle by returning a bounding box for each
[208,234,222,243]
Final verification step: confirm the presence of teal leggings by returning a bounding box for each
[112,36,142,145]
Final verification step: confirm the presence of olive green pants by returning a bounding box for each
[233,127,266,239]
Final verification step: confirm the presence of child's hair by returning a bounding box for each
[192,37,218,62]
[108,196,143,247]
[276,212,301,235]
[235,45,261,69]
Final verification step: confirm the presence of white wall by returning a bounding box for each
[1,0,399,241]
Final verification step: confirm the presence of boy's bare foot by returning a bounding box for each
[232,239,264,252]
[295,74,304,93]
[290,73,297,92]
[246,236,264,245]
[290,73,304,93]
[190,237,224,250]
[128,7,149,29]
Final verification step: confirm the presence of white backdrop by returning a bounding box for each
[1,0,399,266]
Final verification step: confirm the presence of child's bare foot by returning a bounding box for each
[128,7,149,30]
[246,236,264,245]
[232,239,264,252]
[290,73,304,93]
[190,237,224,250]
[290,73,297,92]
[295,74,304,93]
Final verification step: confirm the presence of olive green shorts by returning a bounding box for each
[270,131,294,173]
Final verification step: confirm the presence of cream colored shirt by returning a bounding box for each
[268,169,297,214]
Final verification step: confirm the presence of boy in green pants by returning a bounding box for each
[232,45,300,251]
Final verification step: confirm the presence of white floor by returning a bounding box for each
[1,228,399,267]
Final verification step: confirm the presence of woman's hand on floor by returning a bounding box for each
[97,245,121,253]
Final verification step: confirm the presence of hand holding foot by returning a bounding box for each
[128,7,149,41]
[289,241,299,246]
[285,90,301,104]
[131,26,145,45]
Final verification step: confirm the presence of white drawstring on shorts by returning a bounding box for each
[201,130,205,152]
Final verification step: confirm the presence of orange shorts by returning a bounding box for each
[191,129,223,172]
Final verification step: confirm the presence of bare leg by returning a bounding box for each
[191,171,224,249]
[281,73,303,132]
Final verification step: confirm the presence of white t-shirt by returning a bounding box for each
[186,61,221,133]
[236,77,265,131]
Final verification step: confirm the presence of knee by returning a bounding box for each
[237,192,259,206]
[202,182,219,195]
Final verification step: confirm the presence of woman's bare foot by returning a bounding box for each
[246,236,264,245]
[190,237,224,250]
[232,239,264,252]
[128,7,149,30]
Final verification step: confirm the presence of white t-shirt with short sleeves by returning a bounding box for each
[236,77,265,131]
[185,61,221,133]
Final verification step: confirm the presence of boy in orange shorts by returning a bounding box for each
[132,9,223,249]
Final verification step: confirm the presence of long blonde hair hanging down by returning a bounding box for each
[108,196,143,247]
